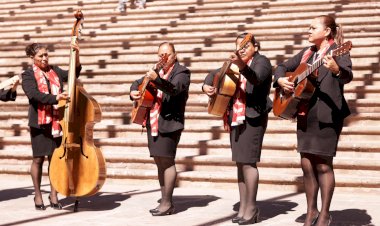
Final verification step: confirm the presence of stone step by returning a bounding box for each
[0,160,378,189]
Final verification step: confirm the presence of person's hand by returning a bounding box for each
[145,69,158,81]
[229,52,245,70]
[277,77,294,93]
[323,55,340,74]
[130,90,141,100]
[56,92,69,101]
[203,84,216,96]
[10,76,20,92]
[71,40,80,67]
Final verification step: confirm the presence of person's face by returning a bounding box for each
[308,17,331,44]
[32,48,49,70]
[158,44,176,69]
[236,38,255,62]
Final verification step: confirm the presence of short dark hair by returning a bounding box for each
[25,43,46,57]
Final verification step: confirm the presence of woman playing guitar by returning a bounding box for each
[130,42,191,216]
[203,33,272,224]
[273,15,353,226]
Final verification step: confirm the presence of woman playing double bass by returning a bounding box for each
[22,42,81,210]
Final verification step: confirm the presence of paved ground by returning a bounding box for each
[0,174,378,226]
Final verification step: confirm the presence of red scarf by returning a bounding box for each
[33,64,62,137]
[223,58,253,131]
[149,64,175,137]
[300,39,335,70]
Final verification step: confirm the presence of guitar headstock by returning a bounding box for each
[156,53,169,71]
[238,33,253,50]
[332,41,352,57]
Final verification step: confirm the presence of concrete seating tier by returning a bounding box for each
[0,0,380,191]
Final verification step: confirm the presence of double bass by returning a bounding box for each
[49,10,106,211]
[207,33,253,116]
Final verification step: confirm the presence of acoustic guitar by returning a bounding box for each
[208,33,253,117]
[273,41,352,120]
[131,54,169,125]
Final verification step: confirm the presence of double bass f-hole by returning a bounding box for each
[59,137,88,159]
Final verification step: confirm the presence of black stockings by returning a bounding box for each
[236,162,259,220]
[30,155,59,205]
[153,156,176,211]
[301,153,334,226]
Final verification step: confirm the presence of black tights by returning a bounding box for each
[301,153,334,226]
[236,162,259,220]
[153,156,176,211]
[31,155,58,205]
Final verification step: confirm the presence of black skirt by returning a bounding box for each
[297,104,343,157]
[30,124,62,157]
[146,127,182,158]
[230,114,268,163]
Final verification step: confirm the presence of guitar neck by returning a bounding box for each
[297,54,325,82]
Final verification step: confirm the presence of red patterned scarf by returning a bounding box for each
[149,64,175,137]
[223,58,253,131]
[32,64,62,137]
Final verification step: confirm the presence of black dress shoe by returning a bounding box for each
[34,197,46,211]
[49,195,62,210]
[149,208,158,213]
[232,216,242,223]
[238,208,260,225]
[151,205,175,216]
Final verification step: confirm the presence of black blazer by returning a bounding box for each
[204,52,273,119]
[22,65,81,128]
[130,61,191,133]
[0,89,16,101]
[273,43,353,123]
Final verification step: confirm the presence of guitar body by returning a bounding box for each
[131,78,157,125]
[273,41,353,120]
[49,81,106,197]
[273,63,316,119]
[208,62,240,116]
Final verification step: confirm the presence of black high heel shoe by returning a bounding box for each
[149,208,158,213]
[232,216,242,223]
[238,208,260,225]
[34,197,46,210]
[151,205,175,216]
[49,195,62,210]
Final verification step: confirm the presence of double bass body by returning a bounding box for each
[49,10,106,198]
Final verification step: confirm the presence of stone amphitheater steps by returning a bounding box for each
[1,0,380,191]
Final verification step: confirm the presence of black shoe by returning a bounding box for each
[149,208,158,213]
[49,195,62,210]
[238,208,260,225]
[34,197,46,210]
[151,205,175,216]
[232,216,242,223]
